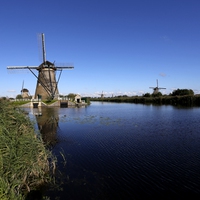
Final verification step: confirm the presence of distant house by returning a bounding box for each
[74,94,82,103]
[59,93,83,104]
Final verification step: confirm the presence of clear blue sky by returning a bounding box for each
[1,0,200,97]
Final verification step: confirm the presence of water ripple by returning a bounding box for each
[38,103,200,199]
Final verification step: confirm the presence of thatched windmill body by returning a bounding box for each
[149,79,166,94]
[7,33,74,100]
[21,88,30,98]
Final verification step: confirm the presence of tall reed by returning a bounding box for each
[0,100,56,199]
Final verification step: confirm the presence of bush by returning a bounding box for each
[67,93,76,101]
[143,93,151,97]
[152,92,162,97]
[171,89,194,96]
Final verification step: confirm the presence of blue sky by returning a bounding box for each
[1,0,200,97]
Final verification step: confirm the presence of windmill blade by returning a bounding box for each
[37,33,47,63]
[55,62,74,70]
[22,80,24,90]
[7,66,38,69]
[37,33,43,63]
[7,66,38,74]
[21,80,24,95]
[55,66,74,70]
[158,87,166,89]
[41,33,46,63]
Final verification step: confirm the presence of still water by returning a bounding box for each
[28,102,200,199]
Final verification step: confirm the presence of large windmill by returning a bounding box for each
[149,79,166,94]
[7,33,74,100]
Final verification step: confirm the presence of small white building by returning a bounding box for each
[75,94,82,103]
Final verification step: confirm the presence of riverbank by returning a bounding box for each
[10,98,90,108]
[0,100,56,200]
[91,95,200,106]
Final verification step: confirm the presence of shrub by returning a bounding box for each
[171,89,194,96]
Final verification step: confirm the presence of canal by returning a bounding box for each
[27,102,200,199]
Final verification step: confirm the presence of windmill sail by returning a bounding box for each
[41,33,46,63]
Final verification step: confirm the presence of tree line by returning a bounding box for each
[91,89,200,106]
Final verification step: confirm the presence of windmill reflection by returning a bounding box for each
[33,107,60,147]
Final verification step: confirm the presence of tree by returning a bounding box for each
[152,92,162,97]
[16,94,22,99]
[67,93,76,101]
[143,93,151,97]
[171,89,194,96]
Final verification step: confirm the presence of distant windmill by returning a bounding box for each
[7,33,74,100]
[149,79,166,94]
[21,88,30,99]
[21,80,30,98]
[98,91,106,98]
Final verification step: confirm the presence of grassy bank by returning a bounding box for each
[91,95,200,106]
[10,101,31,106]
[0,100,56,200]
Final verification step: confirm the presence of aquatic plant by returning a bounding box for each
[0,100,56,199]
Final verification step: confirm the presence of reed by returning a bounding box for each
[0,100,56,200]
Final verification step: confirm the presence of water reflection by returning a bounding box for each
[33,107,59,147]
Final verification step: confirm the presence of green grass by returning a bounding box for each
[10,101,31,106]
[42,100,57,105]
[0,100,56,200]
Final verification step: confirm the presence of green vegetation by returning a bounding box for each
[67,93,76,102]
[16,94,23,99]
[42,99,57,105]
[0,100,56,200]
[81,97,91,105]
[16,95,32,100]
[91,89,200,107]
[170,88,194,96]
[10,101,31,106]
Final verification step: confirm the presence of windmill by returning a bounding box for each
[7,33,74,100]
[149,79,166,94]
[98,91,106,98]
[21,80,30,99]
